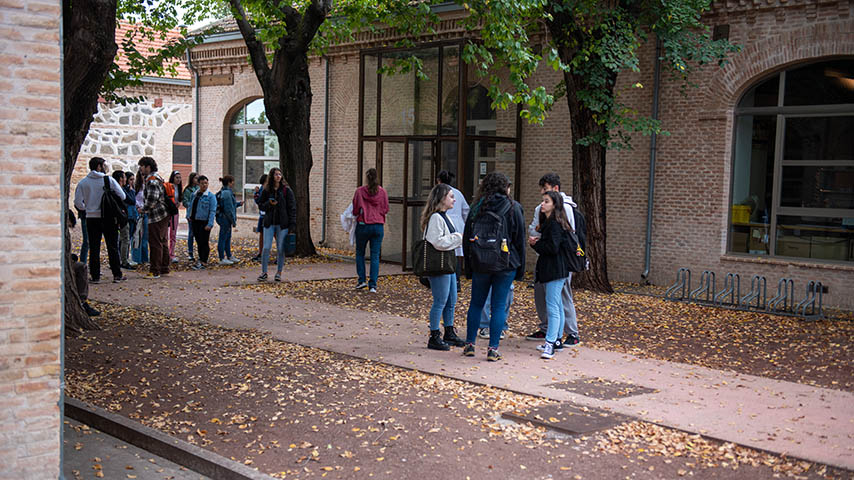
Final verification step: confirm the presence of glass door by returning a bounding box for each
[407,140,436,270]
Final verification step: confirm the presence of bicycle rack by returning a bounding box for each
[740,275,767,311]
[664,268,823,320]
[768,278,795,313]
[795,281,823,320]
[665,268,691,301]
[714,273,740,307]
[689,270,716,303]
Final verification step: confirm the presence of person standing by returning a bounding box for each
[462,173,525,361]
[529,191,572,359]
[257,168,295,281]
[251,173,268,262]
[73,157,126,283]
[181,172,199,262]
[352,168,389,293]
[131,172,149,266]
[420,184,465,351]
[436,170,469,291]
[187,175,217,270]
[167,171,183,263]
[111,171,132,270]
[123,171,138,268]
[216,175,243,265]
[525,173,581,346]
[137,156,171,278]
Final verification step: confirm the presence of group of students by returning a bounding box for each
[344,168,585,361]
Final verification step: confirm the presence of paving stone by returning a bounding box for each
[501,403,632,435]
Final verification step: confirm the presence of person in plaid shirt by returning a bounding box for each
[137,156,171,278]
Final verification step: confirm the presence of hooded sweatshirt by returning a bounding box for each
[352,185,389,224]
[528,191,577,238]
[73,170,126,218]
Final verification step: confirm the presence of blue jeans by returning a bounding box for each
[355,223,384,289]
[535,273,577,337]
[465,270,516,349]
[79,217,89,264]
[429,273,457,331]
[543,278,568,343]
[261,225,287,275]
[217,224,232,260]
[187,221,195,258]
[131,214,149,264]
[479,282,515,329]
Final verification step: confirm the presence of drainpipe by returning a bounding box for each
[186,48,200,173]
[641,37,662,281]
[320,56,330,245]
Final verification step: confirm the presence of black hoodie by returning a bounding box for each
[463,193,526,280]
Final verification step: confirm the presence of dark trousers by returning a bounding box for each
[86,217,122,280]
[148,216,171,275]
[192,220,212,263]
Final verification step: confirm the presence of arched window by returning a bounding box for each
[729,58,854,262]
[172,123,192,165]
[227,98,279,214]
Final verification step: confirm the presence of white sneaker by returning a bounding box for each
[227,257,238,263]
[127,260,138,267]
[171,256,179,263]
[478,328,489,339]
[219,258,233,265]
[369,287,377,293]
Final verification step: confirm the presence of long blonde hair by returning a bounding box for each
[420,183,452,231]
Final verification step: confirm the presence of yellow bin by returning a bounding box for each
[731,205,750,224]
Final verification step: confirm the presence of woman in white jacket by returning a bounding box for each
[420,184,465,351]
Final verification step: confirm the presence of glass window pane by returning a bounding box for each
[381,142,405,198]
[776,215,854,261]
[463,140,516,200]
[382,203,405,264]
[784,116,854,161]
[441,46,460,135]
[408,140,433,201]
[173,123,192,143]
[228,129,244,190]
[738,74,780,108]
[784,59,854,106]
[245,98,267,124]
[231,106,245,125]
[362,141,377,178]
[440,140,458,185]
[729,115,776,254]
[172,144,191,165]
[781,166,854,209]
[246,130,279,157]
[363,54,378,136]
[380,53,416,136]
[246,159,277,197]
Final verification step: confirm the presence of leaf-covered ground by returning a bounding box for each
[65,304,849,479]
[249,275,854,392]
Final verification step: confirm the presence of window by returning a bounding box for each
[172,123,192,165]
[729,59,854,262]
[228,98,279,214]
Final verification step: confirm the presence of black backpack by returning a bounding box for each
[565,207,587,272]
[101,176,128,228]
[467,197,512,273]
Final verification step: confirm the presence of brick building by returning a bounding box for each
[187,2,853,307]
[0,0,63,477]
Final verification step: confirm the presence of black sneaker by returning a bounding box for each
[428,330,450,351]
[113,275,126,283]
[563,334,580,346]
[486,348,502,362]
[443,326,465,347]
[554,339,565,350]
[525,330,546,341]
[257,273,268,282]
[354,282,368,290]
[462,343,475,357]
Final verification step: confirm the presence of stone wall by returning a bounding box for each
[0,0,63,478]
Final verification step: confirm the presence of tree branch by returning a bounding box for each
[300,0,332,50]
[228,0,271,86]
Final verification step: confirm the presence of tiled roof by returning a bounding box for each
[115,21,191,81]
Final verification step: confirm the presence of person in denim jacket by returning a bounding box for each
[182,172,199,262]
[186,175,217,270]
[215,175,243,264]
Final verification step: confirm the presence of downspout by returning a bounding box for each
[320,56,330,245]
[641,37,662,281]
[186,48,200,173]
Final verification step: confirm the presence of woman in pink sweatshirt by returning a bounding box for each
[352,168,389,293]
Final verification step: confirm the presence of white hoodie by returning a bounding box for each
[73,170,126,218]
[528,191,577,238]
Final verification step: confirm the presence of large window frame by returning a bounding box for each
[728,58,854,263]
[358,40,523,269]
[228,98,279,215]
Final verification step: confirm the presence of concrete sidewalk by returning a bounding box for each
[90,262,854,471]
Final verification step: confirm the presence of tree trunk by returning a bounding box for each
[63,0,118,333]
[266,52,317,257]
[561,68,615,294]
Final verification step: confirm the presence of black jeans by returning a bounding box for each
[87,217,122,280]
[192,220,212,263]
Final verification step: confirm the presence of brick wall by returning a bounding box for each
[0,0,62,478]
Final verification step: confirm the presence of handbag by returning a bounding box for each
[412,213,456,277]
[101,176,128,228]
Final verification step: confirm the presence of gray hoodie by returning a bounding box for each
[528,191,577,238]
[73,170,126,218]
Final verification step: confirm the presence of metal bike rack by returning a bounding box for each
[689,270,716,303]
[768,278,795,313]
[739,275,767,311]
[795,281,823,320]
[665,268,691,301]
[714,273,740,307]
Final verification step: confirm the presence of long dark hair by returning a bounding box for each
[265,167,284,192]
[473,172,510,210]
[134,169,145,192]
[186,172,198,189]
[538,191,572,232]
[365,168,379,195]
[420,183,452,231]
[169,171,183,199]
